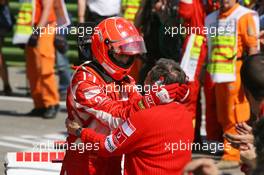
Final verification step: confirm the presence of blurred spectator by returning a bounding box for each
[135,0,183,85]
[184,54,264,175]
[241,53,264,121]
[78,0,121,24]
[256,0,264,14]
[205,0,259,169]
[0,0,13,95]
[55,33,71,101]
[252,118,264,175]
[25,0,60,118]
[178,0,221,144]
[54,6,72,101]
[77,0,121,61]
[184,118,264,175]
[220,53,264,174]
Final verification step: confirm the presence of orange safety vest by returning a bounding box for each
[205,5,259,83]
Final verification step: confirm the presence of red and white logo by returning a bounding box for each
[113,128,128,145]
[121,118,136,137]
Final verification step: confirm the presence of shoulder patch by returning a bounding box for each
[83,87,101,100]
[121,118,136,137]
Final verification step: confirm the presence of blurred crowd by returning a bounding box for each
[1,0,264,175]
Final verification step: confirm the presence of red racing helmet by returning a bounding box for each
[91,17,147,81]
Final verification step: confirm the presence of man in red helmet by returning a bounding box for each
[66,58,194,175]
[60,17,190,175]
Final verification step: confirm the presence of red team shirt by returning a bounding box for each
[179,0,217,29]
[80,103,194,175]
[179,0,206,34]
[178,0,218,119]
[61,64,143,175]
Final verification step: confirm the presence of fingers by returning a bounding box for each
[239,143,250,151]
[163,84,189,101]
[183,159,205,174]
[239,143,254,151]
[224,132,242,140]
[169,93,176,99]
[65,118,81,136]
[224,133,242,144]
[180,88,190,102]
[162,83,179,91]
[163,83,187,92]
[236,126,248,135]
[236,123,248,134]
[235,122,252,134]
[183,159,216,175]
[241,122,252,133]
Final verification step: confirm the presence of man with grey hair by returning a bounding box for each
[66,58,193,175]
[145,58,187,85]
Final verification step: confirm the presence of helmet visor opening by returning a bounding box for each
[111,36,147,55]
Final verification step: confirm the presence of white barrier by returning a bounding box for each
[5,152,64,175]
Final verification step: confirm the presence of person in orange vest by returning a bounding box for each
[25,0,59,119]
[178,0,222,144]
[205,0,259,168]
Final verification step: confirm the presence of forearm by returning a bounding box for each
[80,118,138,157]
[80,128,120,157]
[37,0,54,27]
[78,0,86,23]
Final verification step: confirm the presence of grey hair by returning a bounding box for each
[148,58,187,85]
